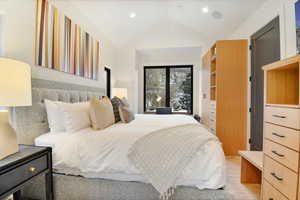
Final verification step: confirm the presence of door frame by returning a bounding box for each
[143,65,193,114]
[250,16,280,150]
[104,67,111,98]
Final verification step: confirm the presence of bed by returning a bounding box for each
[12,79,233,200]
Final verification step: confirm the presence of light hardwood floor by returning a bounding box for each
[226,156,261,200]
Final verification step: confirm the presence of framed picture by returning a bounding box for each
[35,0,100,80]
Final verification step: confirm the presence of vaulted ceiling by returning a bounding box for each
[53,0,266,47]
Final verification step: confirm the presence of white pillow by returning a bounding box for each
[44,99,66,133]
[60,102,91,133]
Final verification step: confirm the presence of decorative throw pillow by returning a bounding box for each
[60,101,91,133]
[44,99,66,133]
[119,105,135,123]
[110,97,122,122]
[90,97,115,130]
[120,97,130,107]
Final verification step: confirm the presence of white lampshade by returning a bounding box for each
[0,58,32,107]
[112,88,128,99]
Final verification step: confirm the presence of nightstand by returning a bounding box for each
[0,145,53,200]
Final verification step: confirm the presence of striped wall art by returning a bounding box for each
[35,0,100,80]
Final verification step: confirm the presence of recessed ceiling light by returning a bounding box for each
[202,7,209,13]
[130,12,136,18]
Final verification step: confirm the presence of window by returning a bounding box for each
[144,65,193,114]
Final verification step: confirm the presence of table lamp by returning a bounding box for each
[0,58,32,160]
[112,88,128,99]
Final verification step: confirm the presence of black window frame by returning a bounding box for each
[143,65,193,115]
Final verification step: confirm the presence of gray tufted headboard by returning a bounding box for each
[11,79,105,145]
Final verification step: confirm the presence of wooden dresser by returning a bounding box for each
[262,55,300,200]
[201,40,248,155]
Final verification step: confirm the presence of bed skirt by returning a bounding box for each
[22,173,234,200]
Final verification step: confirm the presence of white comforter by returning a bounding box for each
[35,114,226,190]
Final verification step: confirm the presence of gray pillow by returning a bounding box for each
[119,105,135,123]
[120,98,130,107]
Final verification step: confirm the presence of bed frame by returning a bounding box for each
[13,79,234,200]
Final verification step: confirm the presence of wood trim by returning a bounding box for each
[263,54,300,71]
[215,40,248,155]
[240,157,262,184]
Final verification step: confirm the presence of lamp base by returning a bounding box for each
[0,110,19,160]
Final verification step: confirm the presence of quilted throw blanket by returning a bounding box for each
[128,123,218,200]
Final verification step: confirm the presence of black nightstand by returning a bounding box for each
[0,145,53,200]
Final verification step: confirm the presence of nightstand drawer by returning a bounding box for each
[264,123,300,151]
[265,106,300,129]
[262,180,288,200]
[0,155,48,194]
[264,139,299,172]
[264,155,298,200]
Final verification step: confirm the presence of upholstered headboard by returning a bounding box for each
[11,79,105,145]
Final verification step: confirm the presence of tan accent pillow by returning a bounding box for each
[119,105,135,123]
[90,97,115,130]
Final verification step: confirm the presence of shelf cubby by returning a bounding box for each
[265,62,299,105]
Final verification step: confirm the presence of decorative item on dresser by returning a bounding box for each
[201,40,248,155]
[262,54,300,200]
[0,145,53,200]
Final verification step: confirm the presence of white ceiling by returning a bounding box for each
[54,0,266,47]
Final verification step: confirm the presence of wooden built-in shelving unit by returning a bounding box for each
[201,40,248,156]
[210,44,217,101]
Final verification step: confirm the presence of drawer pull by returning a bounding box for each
[272,132,285,138]
[272,114,286,119]
[271,172,283,181]
[29,167,36,172]
[272,150,285,157]
[268,198,274,200]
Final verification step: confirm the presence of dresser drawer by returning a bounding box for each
[0,155,48,194]
[264,123,300,151]
[210,101,216,109]
[210,109,216,118]
[265,106,300,129]
[264,155,298,200]
[262,179,288,200]
[210,127,216,134]
[264,139,299,172]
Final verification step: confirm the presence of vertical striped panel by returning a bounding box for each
[70,22,76,74]
[96,41,100,80]
[44,1,49,67]
[38,0,46,66]
[35,0,101,80]
[52,6,60,70]
[48,4,54,68]
[64,16,71,73]
[35,0,42,65]
[80,30,85,77]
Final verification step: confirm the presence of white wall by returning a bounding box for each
[114,21,208,114]
[227,0,298,149]
[136,47,202,114]
[1,0,117,89]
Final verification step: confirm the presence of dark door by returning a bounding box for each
[105,67,111,98]
[250,16,280,150]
